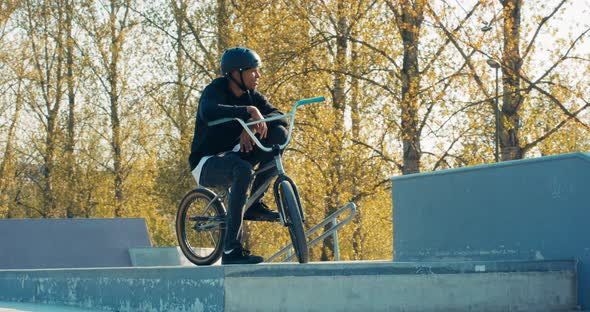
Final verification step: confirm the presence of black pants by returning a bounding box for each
[199,125,287,251]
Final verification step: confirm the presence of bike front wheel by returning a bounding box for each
[279,181,309,263]
[176,188,225,265]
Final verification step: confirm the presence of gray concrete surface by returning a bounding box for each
[0,260,577,311]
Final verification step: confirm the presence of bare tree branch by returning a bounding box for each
[351,138,403,171]
[522,0,566,60]
[428,2,490,100]
[522,103,590,153]
[422,1,479,75]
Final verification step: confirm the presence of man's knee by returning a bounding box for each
[232,160,255,182]
[267,125,288,145]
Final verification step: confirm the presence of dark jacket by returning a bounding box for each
[189,77,288,170]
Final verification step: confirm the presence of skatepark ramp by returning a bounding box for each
[392,152,590,308]
[0,218,151,269]
[0,260,577,311]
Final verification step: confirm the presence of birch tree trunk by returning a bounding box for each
[395,1,424,174]
[216,0,230,55]
[110,1,123,217]
[0,81,23,219]
[321,0,348,261]
[64,0,77,218]
[350,34,365,260]
[25,0,66,217]
[500,0,524,160]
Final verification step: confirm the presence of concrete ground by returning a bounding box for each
[0,260,579,311]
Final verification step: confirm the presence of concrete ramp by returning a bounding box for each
[391,152,590,307]
[0,218,151,269]
[0,260,577,311]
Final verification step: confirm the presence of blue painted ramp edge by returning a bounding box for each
[224,259,576,278]
[391,152,590,182]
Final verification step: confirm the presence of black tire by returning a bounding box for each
[279,181,309,263]
[176,188,225,265]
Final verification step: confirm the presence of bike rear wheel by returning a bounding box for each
[279,181,309,263]
[176,188,225,265]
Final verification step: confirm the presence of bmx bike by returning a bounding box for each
[176,96,325,265]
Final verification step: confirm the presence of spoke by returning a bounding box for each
[181,193,224,260]
[206,230,218,247]
[199,197,218,217]
[191,197,219,248]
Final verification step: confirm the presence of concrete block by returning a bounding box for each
[223,260,576,312]
[0,218,151,269]
[391,152,590,307]
[128,247,219,267]
[129,247,182,266]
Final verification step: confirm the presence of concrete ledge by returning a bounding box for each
[224,259,576,277]
[128,247,219,267]
[0,266,225,311]
[129,247,182,266]
[0,260,577,312]
[224,260,577,311]
[0,301,104,312]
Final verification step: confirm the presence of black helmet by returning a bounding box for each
[220,47,261,75]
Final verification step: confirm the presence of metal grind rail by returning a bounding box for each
[266,202,357,262]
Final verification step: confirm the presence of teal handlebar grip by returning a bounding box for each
[296,96,325,106]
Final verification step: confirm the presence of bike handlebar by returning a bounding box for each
[207,96,325,152]
[295,96,325,106]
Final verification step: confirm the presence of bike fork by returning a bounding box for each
[273,175,305,223]
[271,145,305,224]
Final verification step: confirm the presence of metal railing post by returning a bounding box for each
[266,202,356,263]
